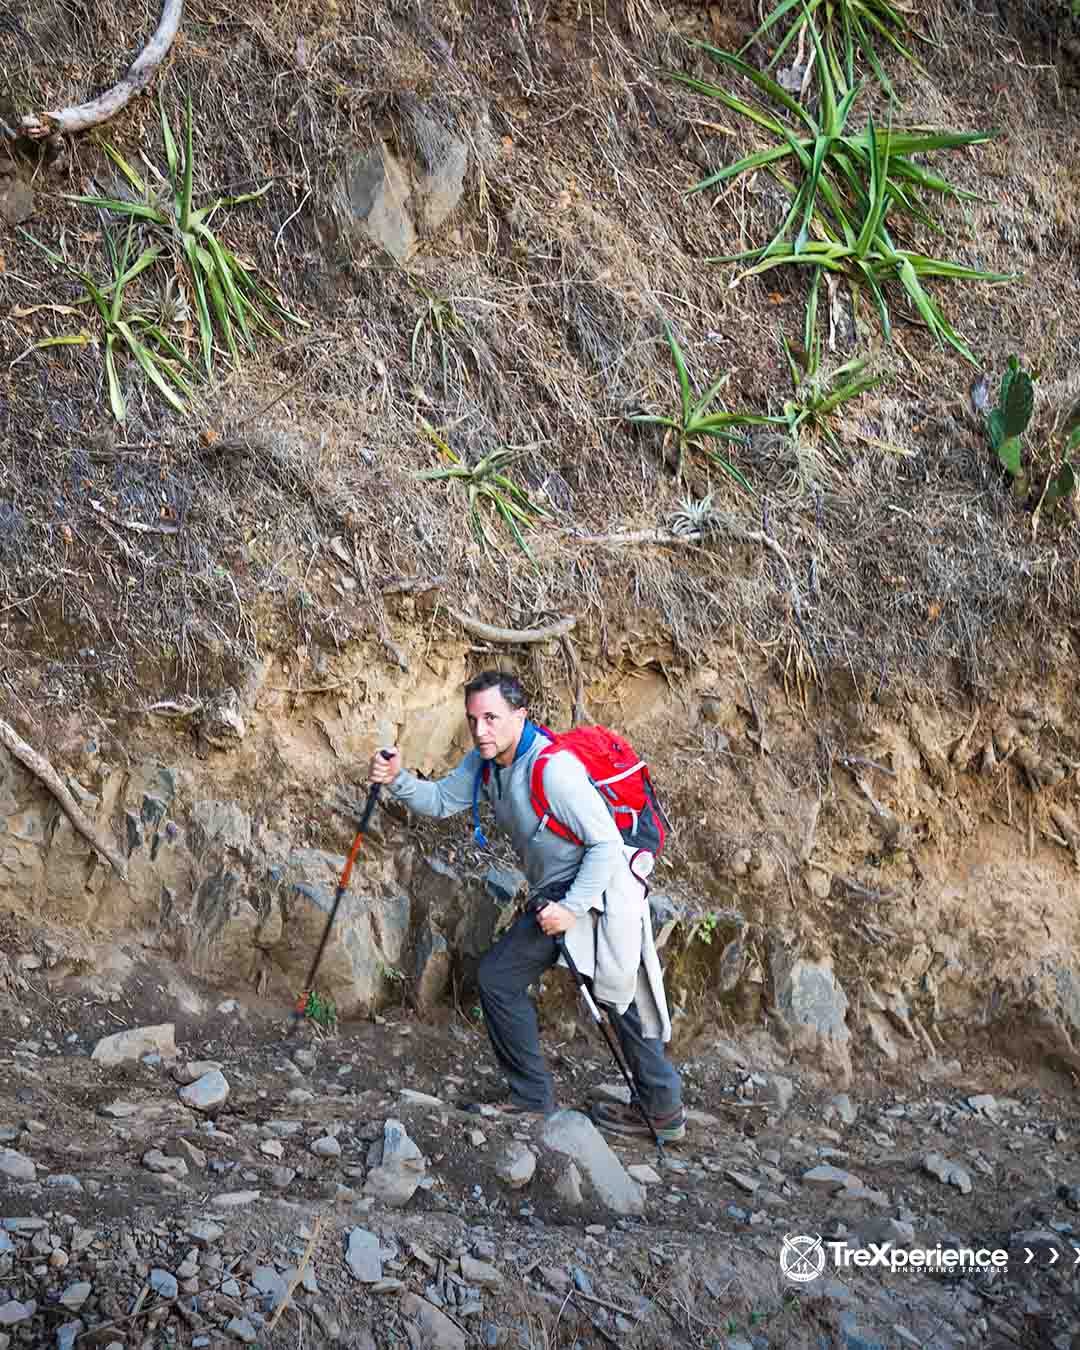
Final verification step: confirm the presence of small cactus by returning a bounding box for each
[987,355,1034,480]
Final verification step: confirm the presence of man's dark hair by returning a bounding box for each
[463,670,528,710]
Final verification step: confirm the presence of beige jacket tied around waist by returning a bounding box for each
[386,726,673,1043]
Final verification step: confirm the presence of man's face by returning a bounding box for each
[465,687,526,764]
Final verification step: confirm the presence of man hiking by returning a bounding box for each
[367,669,685,1142]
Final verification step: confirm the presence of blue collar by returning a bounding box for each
[472,719,547,848]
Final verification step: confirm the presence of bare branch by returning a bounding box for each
[446,607,576,645]
[0,715,128,880]
[18,0,184,140]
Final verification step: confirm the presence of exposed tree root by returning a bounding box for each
[16,0,183,139]
[0,715,128,880]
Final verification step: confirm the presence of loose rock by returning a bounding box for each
[0,1150,36,1182]
[364,1119,426,1207]
[59,1282,91,1313]
[400,1292,467,1350]
[91,1024,176,1067]
[179,1070,230,1113]
[540,1110,645,1216]
[922,1152,973,1195]
[346,1227,383,1283]
[493,1141,535,1189]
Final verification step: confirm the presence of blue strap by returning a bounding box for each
[472,761,489,848]
[471,719,552,848]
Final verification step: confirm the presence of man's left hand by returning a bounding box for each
[536,901,577,936]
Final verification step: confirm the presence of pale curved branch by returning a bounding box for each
[0,714,128,880]
[18,0,184,139]
[446,607,577,645]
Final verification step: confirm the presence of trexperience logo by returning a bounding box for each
[780,1235,1010,1282]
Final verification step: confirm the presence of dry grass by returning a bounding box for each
[1,0,1080,719]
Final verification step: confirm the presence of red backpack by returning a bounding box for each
[529,725,669,857]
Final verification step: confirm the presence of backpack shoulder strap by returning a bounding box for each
[528,741,584,847]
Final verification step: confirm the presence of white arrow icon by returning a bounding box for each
[1024,1249,1035,1264]
[1049,1249,1059,1265]
[1074,1248,1080,1265]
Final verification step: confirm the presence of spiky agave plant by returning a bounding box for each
[626,322,783,491]
[740,0,930,102]
[67,90,308,378]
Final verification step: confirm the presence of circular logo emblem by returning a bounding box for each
[781,1234,826,1283]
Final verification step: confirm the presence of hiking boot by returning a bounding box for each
[590,1101,686,1142]
[458,1100,556,1120]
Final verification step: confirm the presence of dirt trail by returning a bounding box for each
[0,953,1078,1349]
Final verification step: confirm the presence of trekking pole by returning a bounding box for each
[289,750,392,1036]
[551,927,666,1163]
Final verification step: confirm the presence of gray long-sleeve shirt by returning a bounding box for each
[386,733,624,915]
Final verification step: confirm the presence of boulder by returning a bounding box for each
[538,1111,645,1216]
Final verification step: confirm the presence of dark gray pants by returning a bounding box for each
[476,913,682,1114]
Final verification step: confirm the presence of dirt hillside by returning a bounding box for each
[3,2,1080,1347]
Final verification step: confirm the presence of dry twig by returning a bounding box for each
[265,1216,322,1331]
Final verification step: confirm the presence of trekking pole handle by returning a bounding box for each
[358,748,394,828]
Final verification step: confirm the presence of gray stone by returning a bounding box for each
[346,1228,383,1283]
[400,1292,467,1350]
[839,1313,887,1350]
[399,1089,443,1107]
[759,1074,795,1113]
[460,1254,502,1288]
[179,1070,230,1113]
[554,1163,584,1207]
[174,1060,224,1085]
[540,1111,645,1216]
[829,1093,858,1125]
[341,145,416,262]
[196,689,246,749]
[484,867,526,907]
[190,800,251,856]
[225,1318,258,1343]
[413,922,451,1011]
[311,1135,342,1158]
[725,1170,760,1195]
[770,947,851,1082]
[364,1119,426,1207]
[283,849,392,1016]
[186,1220,224,1247]
[855,1218,916,1247]
[803,1165,864,1191]
[143,1149,188,1178]
[45,1174,83,1191]
[211,1190,260,1209]
[252,1266,289,1304]
[0,1300,34,1326]
[92,1024,177,1067]
[149,1269,178,1299]
[56,1321,82,1350]
[59,1282,91,1312]
[177,1138,207,1169]
[0,1149,35,1182]
[0,178,34,226]
[922,1153,972,1195]
[404,104,469,231]
[627,1163,661,1185]
[493,1141,535,1189]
